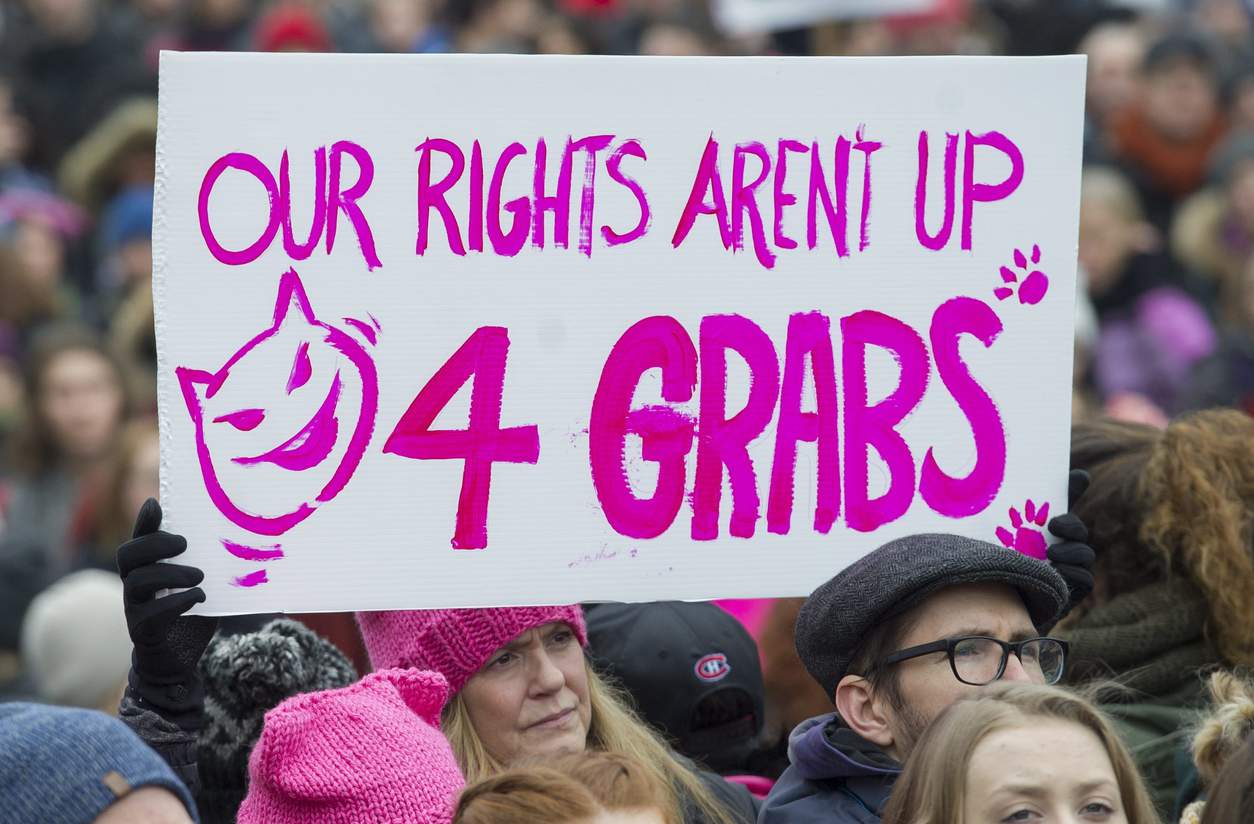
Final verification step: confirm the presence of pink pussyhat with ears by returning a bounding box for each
[237,668,464,824]
[355,606,588,693]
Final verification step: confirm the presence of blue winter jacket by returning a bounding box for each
[758,713,901,824]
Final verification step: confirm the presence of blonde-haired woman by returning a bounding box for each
[881,682,1160,824]
[455,750,682,824]
[356,607,756,824]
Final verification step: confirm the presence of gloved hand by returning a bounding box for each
[1046,469,1096,614]
[117,498,217,727]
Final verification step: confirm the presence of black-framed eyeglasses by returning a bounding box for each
[882,636,1069,686]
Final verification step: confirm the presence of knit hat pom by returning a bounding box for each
[390,668,451,726]
[200,618,357,717]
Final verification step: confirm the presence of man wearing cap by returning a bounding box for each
[759,477,1094,823]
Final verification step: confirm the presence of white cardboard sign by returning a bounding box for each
[154,53,1084,614]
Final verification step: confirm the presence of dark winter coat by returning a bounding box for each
[758,713,900,824]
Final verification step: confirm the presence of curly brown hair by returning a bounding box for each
[1071,410,1254,666]
[1142,412,1254,664]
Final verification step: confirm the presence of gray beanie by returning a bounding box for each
[795,533,1069,700]
[0,702,199,824]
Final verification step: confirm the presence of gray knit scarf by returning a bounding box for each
[1060,577,1218,700]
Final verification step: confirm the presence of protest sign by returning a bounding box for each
[712,0,934,36]
[154,53,1085,614]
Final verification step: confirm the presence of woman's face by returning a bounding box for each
[963,718,1128,824]
[39,348,125,464]
[460,622,591,766]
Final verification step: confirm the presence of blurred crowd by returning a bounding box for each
[1,1,1254,823]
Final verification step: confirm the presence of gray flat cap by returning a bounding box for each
[795,533,1069,700]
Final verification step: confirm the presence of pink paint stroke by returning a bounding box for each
[343,317,378,345]
[995,497,1051,560]
[383,326,539,550]
[233,373,342,470]
[222,538,285,561]
[287,341,312,394]
[232,569,269,587]
[213,408,265,431]
[588,316,696,541]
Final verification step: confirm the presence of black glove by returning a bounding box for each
[1046,469,1095,614]
[117,498,217,727]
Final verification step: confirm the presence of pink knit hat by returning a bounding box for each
[237,668,464,824]
[355,606,588,693]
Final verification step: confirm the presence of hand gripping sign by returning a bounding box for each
[154,53,1085,613]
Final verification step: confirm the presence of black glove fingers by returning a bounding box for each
[117,531,189,577]
[1047,512,1089,543]
[131,498,163,539]
[1047,540,1095,568]
[130,587,207,629]
[1067,469,1090,511]
[123,562,205,603]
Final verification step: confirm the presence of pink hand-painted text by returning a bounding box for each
[589,301,1006,540]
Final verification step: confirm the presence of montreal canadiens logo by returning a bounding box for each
[694,653,731,683]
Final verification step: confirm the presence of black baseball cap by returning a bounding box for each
[584,601,765,774]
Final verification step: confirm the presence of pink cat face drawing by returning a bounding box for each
[177,269,379,536]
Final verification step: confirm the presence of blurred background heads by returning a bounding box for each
[20,568,130,712]
[1079,166,1158,300]
[1080,22,1146,132]
[16,324,128,474]
[1141,31,1223,145]
[637,20,710,55]
[23,0,100,44]
[254,3,333,52]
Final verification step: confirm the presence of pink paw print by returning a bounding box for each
[996,499,1050,560]
[995,245,1049,305]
